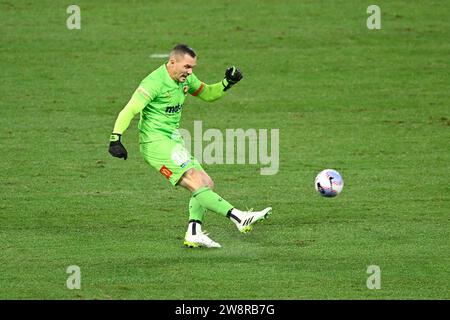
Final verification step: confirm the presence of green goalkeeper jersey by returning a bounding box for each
[111,63,227,142]
[134,64,204,142]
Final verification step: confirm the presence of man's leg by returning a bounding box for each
[178,168,233,216]
[187,170,212,226]
[141,139,271,248]
[188,197,206,223]
[187,170,213,222]
[179,168,272,234]
[181,169,225,248]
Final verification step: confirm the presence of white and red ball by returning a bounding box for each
[315,169,344,197]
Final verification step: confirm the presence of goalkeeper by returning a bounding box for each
[108,44,272,248]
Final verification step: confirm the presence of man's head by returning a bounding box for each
[166,44,197,83]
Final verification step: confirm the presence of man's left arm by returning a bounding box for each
[190,66,243,102]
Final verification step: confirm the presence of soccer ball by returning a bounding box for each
[314,169,344,197]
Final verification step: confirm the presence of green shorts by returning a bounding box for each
[140,136,203,186]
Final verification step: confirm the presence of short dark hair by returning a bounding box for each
[170,44,196,58]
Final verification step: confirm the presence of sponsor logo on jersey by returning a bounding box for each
[183,85,189,95]
[159,165,173,179]
[165,104,183,114]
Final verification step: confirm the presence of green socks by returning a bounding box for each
[192,187,234,217]
[188,196,206,222]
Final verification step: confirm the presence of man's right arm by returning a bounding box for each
[108,86,153,160]
[112,87,150,134]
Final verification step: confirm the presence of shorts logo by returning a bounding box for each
[180,160,191,168]
[159,165,173,179]
[171,145,190,166]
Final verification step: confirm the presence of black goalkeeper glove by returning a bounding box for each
[108,133,128,160]
[222,66,243,91]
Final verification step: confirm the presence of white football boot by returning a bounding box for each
[228,207,272,233]
[183,221,221,248]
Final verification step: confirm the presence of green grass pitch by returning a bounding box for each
[1,0,449,299]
